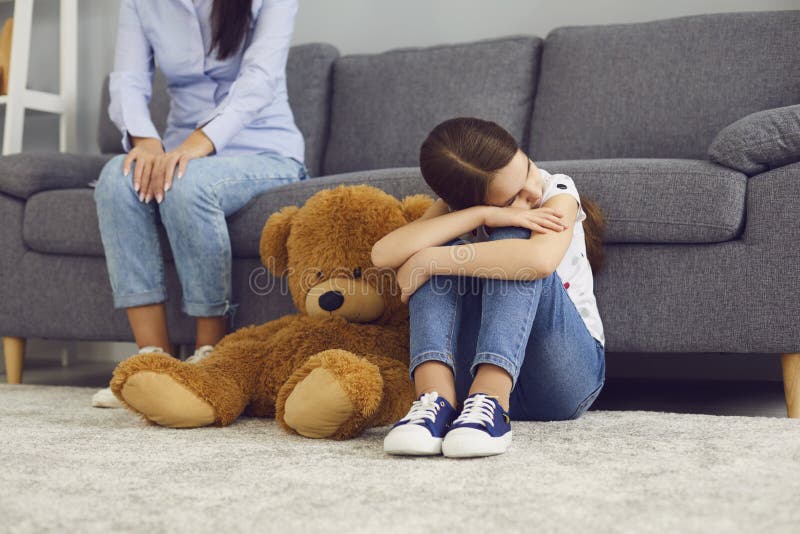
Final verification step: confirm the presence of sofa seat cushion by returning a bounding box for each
[23,189,176,260]
[21,168,434,259]
[22,159,745,259]
[538,159,746,243]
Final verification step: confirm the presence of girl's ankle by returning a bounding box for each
[417,387,457,408]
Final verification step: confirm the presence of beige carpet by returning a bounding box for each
[2,384,800,533]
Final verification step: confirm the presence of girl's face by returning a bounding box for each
[485,149,543,210]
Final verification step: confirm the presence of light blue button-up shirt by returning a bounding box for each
[108,0,304,162]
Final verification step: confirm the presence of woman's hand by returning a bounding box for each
[130,130,216,204]
[484,206,568,233]
[123,137,164,202]
[396,248,433,304]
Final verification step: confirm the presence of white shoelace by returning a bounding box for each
[401,392,442,424]
[453,394,497,427]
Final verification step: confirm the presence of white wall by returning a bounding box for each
[1,0,796,377]
[292,0,799,54]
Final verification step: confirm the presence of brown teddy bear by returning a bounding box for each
[110,184,434,439]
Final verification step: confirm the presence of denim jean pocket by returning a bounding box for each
[570,380,605,420]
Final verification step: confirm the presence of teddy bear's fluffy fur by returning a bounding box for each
[109,185,434,440]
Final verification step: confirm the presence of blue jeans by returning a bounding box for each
[94,152,308,330]
[408,226,606,421]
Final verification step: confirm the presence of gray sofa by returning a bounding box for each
[2,11,799,415]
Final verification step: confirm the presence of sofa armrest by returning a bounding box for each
[708,105,800,176]
[0,152,115,200]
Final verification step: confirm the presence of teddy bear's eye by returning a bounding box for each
[316,270,324,279]
[353,267,362,279]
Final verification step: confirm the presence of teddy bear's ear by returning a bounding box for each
[400,194,435,222]
[260,205,300,275]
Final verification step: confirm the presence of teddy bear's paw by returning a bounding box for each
[111,354,218,428]
[116,371,217,428]
[277,349,384,439]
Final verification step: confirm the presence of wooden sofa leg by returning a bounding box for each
[781,353,800,418]
[3,336,26,384]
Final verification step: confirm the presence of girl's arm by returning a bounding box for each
[398,195,579,299]
[371,198,492,269]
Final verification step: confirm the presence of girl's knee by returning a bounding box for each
[487,226,531,241]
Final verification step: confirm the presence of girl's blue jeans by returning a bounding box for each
[94,152,308,330]
[408,226,606,421]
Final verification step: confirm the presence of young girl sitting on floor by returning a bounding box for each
[371,117,607,458]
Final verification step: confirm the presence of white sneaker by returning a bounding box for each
[383,392,458,456]
[441,393,513,458]
[185,344,214,364]
[91,345,168,409]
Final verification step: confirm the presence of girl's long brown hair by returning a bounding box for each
[419,117,606,275]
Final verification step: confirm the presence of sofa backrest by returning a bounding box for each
[97,43,339,177]
[528,11,800,161]
[321,37,542,176]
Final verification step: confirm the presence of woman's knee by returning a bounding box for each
[158,170,213,216]
[94,154,130,202]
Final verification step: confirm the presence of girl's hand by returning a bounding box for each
[484,206,568,233]
[123,137,164,202]
[397,249,433,304]
[143,129,216,204]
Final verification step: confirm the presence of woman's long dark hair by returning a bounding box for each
[210,0,253,60]
[419,117,607,275]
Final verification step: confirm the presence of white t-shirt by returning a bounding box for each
[449,168,606,348]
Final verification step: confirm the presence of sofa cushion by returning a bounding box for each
[708,105,800,177]
[538,159,746,243]
[284,43,340,177]
[23,189,176,260]
[22,169,432,259]
[323,37,542,175]
[97,43,340,178]
[0,153,114,200]
[22,159,745,259]
[529,11,800,161]
[97,71,169,156]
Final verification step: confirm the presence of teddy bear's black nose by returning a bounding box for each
[318,290,345,312]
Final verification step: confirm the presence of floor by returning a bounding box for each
[4,357,790,418]
[5,383,800,533]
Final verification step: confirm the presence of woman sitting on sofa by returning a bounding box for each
[92,0,308,408]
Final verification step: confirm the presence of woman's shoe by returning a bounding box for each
[185,344,214,364]
[91,345,169,408]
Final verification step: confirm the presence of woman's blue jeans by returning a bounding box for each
[94,152,308,330]
[408,226,606,421]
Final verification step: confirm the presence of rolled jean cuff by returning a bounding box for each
[183,299,240,329]
[112,288,167,309]
[408,350,455,381]
[471,352,520,390]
